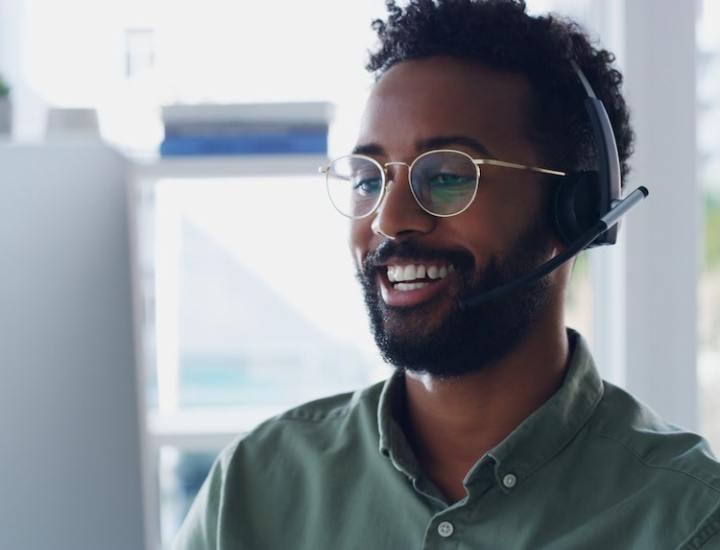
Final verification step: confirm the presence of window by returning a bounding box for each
[135,165,390,547]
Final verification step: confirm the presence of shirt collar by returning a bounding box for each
[377,366,422,479]
[377,328,604,493]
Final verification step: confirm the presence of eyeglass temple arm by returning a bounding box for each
[473,159,566,177]
[319,159,566,177]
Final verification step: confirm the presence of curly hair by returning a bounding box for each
[367,0,634,183]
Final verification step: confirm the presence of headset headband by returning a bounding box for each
[569,60,622,246]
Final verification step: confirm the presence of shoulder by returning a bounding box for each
[567,382,720,548]
[587,380,720,491]
[219,379,386,466]
[173,380,391,548]
[583,381,720,547]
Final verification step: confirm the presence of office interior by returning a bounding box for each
[0,0,717,548]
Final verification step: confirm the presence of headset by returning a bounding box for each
[459,60,649,310]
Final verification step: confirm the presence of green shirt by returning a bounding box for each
[175,329,720,549]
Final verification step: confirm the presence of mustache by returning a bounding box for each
[362,239,474,275]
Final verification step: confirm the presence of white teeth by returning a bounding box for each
[387,263,454,283]
[395,282,429,291]
[403,265,417,281]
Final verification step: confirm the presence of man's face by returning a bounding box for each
[351,56,563,377]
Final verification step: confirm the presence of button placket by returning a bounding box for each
[437,521,454,538]
[502,473,517,489]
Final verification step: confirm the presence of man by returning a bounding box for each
[175,1,720,548]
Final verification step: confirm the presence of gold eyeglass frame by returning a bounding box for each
[319,148,566,219]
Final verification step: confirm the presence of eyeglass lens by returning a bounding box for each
[326,151,478,218]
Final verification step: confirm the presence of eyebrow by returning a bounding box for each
[351,135,494,158]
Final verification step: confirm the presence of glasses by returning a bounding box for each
[320,149,566,219]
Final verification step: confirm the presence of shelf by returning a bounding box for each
[147,406,282,450]
[129,153,328,180]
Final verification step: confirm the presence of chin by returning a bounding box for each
[369,281,551,378]
[379,298,454,337]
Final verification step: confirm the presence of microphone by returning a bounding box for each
[458,186,649,310]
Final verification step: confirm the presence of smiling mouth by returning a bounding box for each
[379,261,456,307]
[387,262,455,289]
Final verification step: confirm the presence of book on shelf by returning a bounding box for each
[160,132,328,156]
[160,101,332,157]
[164,121,328,137]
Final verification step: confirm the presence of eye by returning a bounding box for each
[429,172,475,187]
[352,177,382,196]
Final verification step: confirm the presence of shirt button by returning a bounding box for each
[502,473,517,489]
[437,521,454,538]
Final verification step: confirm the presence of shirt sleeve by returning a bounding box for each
[172,442,239,550]
[677,497,720,550]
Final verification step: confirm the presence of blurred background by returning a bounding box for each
[0,0,717,549]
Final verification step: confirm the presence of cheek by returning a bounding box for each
[456,196,511,253]
[478,180,548,241]
[456,185,549,266]
[350,219,373,268]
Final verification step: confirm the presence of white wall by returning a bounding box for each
[0,143,146,549]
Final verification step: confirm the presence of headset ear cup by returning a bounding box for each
[552,172,603,246]
[552,176,578,246]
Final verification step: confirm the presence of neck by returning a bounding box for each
[400,318,571,501]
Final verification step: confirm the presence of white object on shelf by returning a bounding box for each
[162,101,334,125]
[45,107,100,138]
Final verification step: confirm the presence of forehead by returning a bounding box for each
[358,56,534,158]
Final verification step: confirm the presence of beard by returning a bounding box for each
[357,220,555,378]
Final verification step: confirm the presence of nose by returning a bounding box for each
[371,163,436,240]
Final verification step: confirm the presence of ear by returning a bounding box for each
[551,172,603,246]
